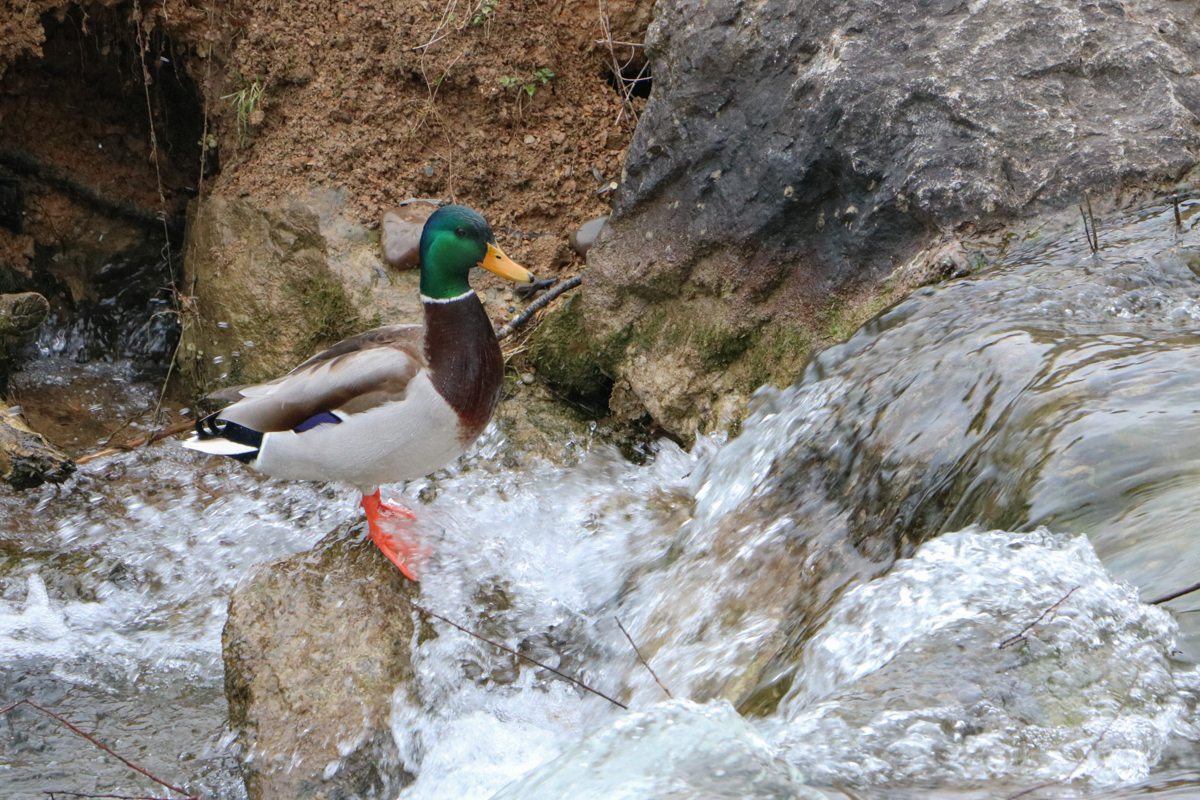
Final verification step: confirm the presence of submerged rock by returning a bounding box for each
[224,524,418,800]
[770,529,1198,789]
[492,700,823,800]
[579,0,1200,437]
[0,401,73,489]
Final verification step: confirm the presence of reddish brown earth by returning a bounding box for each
[0,0,652,273]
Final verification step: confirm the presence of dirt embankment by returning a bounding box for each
[1,0,652,275]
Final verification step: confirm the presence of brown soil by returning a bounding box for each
[1,0,653,271]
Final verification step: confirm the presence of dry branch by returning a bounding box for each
[0,699,196,799]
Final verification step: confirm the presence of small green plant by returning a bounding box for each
[500,68,555,98]
[221,76,266,146]
[469,0,497,26]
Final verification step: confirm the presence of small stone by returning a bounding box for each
[524,134,536,144]
[569,216,609,256]
[381,200,441,270]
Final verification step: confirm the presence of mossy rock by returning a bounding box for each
[178,195,381,399]
[0,403,74,490]
[527,292,615,417]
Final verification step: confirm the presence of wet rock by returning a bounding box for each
[224,524,417,800]
[181,190,423,396]
[0,402,74,489]
[567,216,607,257]
[772,530,1190,787]
[492,699,824,800]
[380,199,441,271]
[580,0,1200,437]
[612,197,1200,712]
[0,290,47,338]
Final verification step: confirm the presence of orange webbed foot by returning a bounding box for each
[361,490,428,581]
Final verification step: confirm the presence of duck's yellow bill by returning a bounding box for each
[480,243,534,283]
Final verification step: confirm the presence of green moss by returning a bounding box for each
[290,269,370,356]
[527,293,614,416]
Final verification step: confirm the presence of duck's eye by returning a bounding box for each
[455,227,467,237]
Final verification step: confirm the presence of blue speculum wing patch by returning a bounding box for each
[293,411,343,433]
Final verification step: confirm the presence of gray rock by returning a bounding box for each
[567,216,608,257]
[581,0,1200,436]
[0,291,48,370]
[224,525,418,800]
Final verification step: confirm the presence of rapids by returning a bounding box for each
[5,195,1200,799]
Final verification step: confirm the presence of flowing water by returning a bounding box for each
[6,196,1200,799]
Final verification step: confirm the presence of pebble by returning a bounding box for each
[381,200,441,270]
[569,216,609,256]
[524,134,536,144]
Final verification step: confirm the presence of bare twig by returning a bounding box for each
[598,0,643,132]
[614,616,672,698]
[1146,581,1200,606]
[46,793,181,800]
[1080,193,1099,253]
[75,420,193,465]
[496,275,582,340]
[0,700,196,799]
[1174,194,1183,231]
[402,597,627,709]
[998,586,1078,649]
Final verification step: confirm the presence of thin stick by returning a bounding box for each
[75,420,193,465]
[1085,192,1099,252]
[1174,194,1183,230]
[998,586,1078,649]
[1080,205,1096,254]
[614,616,672,698]
[496,275,582,340]
[403,598,627,709]
[0,700,195,799]
[1146,581,1200,605]
[46,793,180,800]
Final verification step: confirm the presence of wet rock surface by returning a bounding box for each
[0,290,47,373]
[0,401,73,489]
[611,195,1200,714]
[582,0,1200,437]
[381,200,441,271]
[224,524,418,800]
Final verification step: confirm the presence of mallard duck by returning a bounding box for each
[183,205,533,580]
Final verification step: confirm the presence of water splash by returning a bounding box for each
[765,529,1200,791]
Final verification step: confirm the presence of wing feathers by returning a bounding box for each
[214,329,426,433]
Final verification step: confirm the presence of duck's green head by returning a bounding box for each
[418,205,533,299]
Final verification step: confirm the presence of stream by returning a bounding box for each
[6,196,1200,799]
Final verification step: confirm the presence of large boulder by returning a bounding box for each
[572,0,1200,436]
[224,525,418,800]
